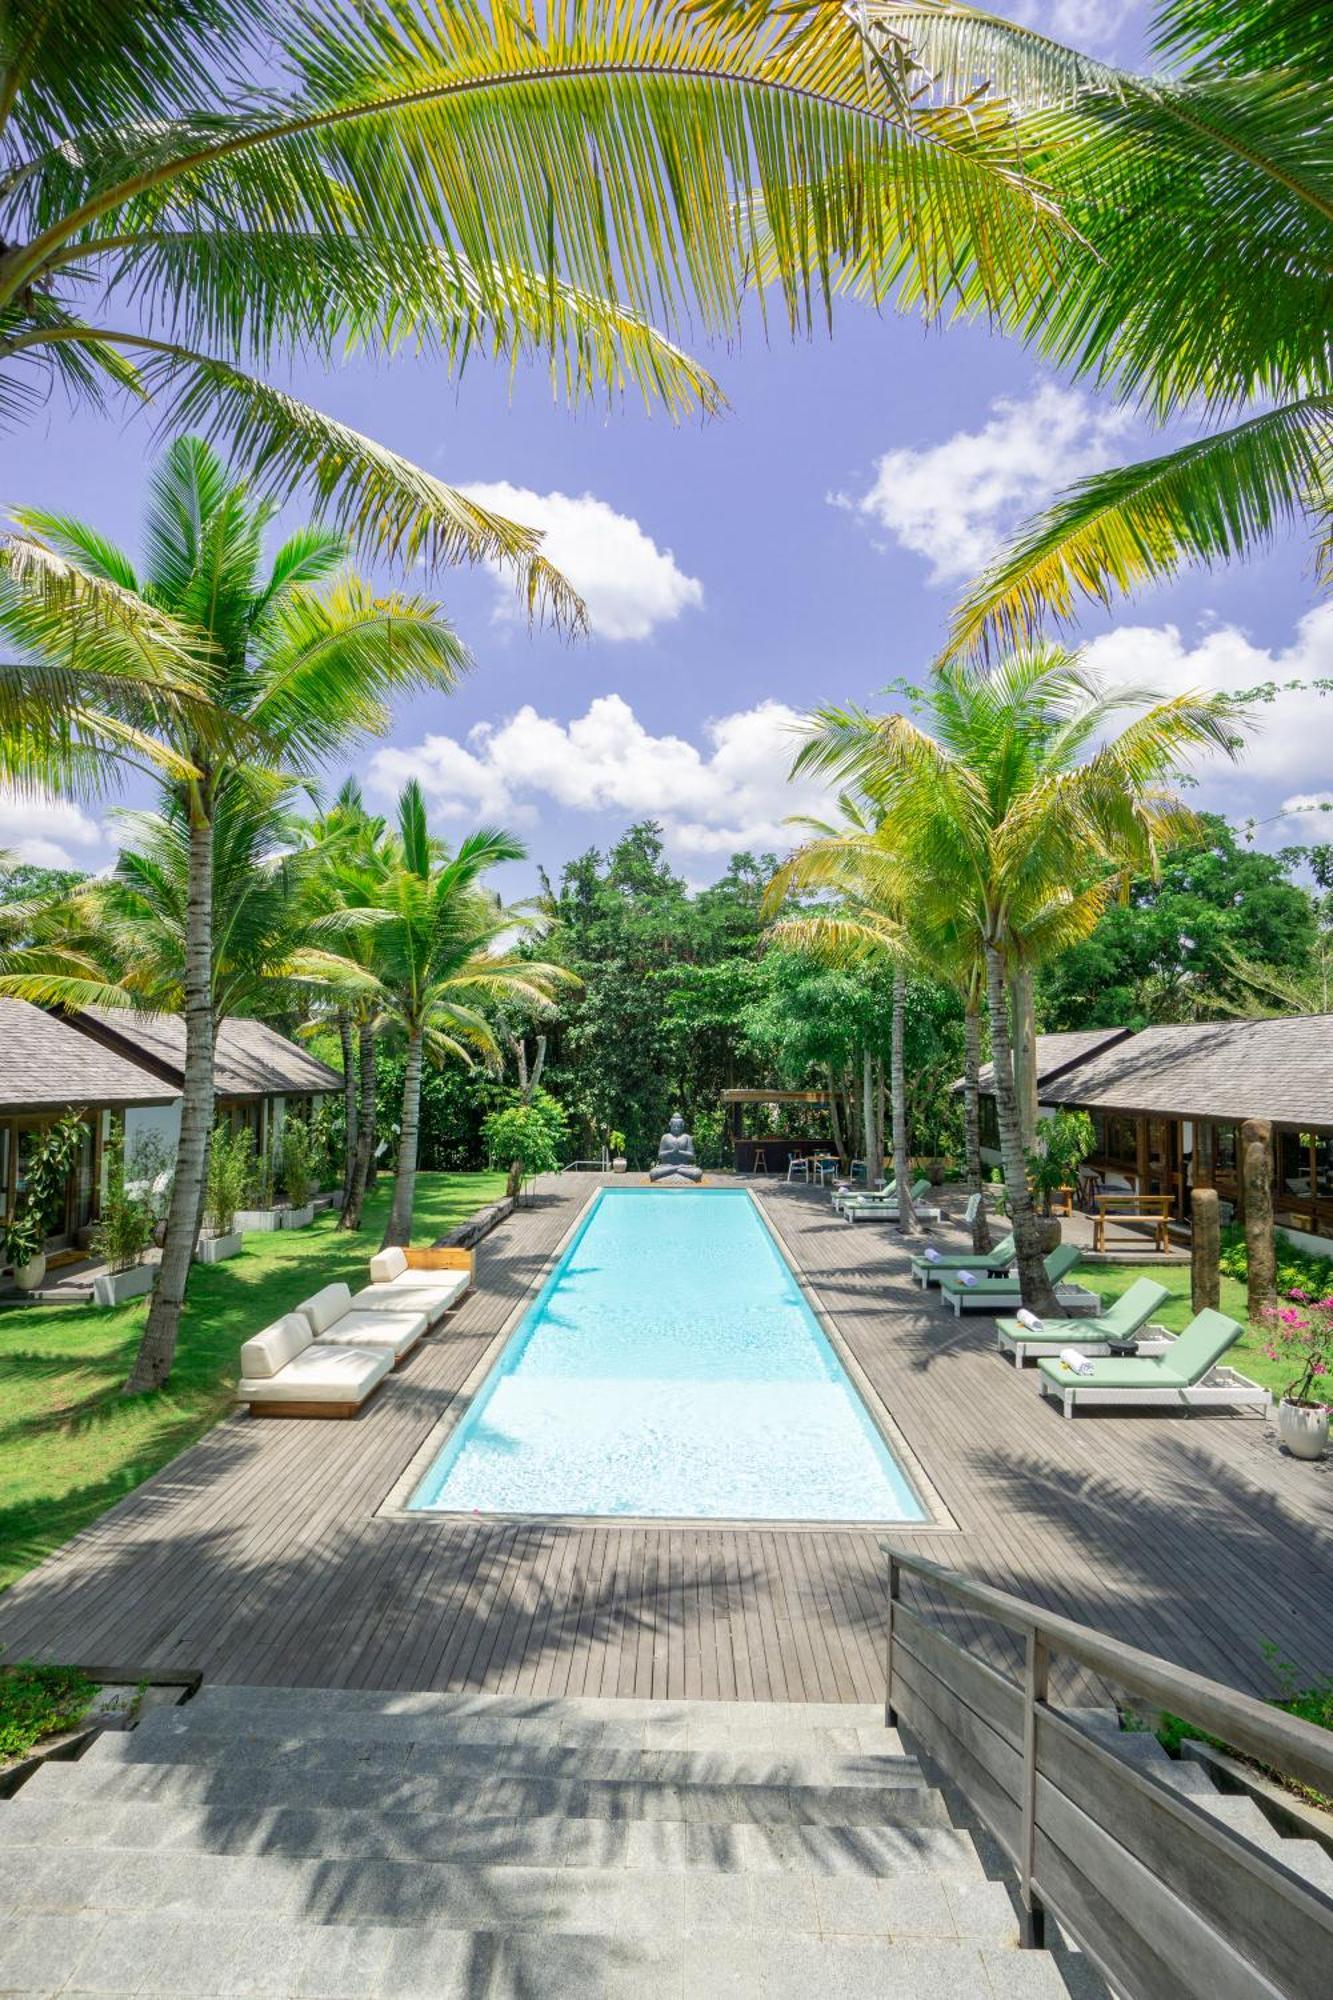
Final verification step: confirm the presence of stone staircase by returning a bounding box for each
[0,1687,1104,1998]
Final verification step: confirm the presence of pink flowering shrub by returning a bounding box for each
[1259,1290,1333,1408]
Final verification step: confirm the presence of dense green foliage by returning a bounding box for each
[484,1093,569,1197]
[1218,1224,1333,1302]
[0,1663,98,1761]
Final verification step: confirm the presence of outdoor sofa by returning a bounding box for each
[912,1233,1015,1289]
[236,1310,393,1419]
[937,1242,1081,1317]
[1035,1307,1269,1419]
[995,1277,1171,1365]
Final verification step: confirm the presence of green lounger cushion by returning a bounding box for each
[914,1234,1016,1275]
[940,1242,1080,1299]
[1036,1308,1242,1392]
[996,1277,1169,1347]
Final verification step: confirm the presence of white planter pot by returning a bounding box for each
[1277,1398,1329,1461]
[233,1208,283,1233]
[13,1252,46,1291]
[195,1231,243,1265]
[612,1158,628,1174]
[281,1204,315,1230]
[92,1264,153,1309]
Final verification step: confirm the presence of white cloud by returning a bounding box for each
[369,694,831,857]
[1278,792,1333,838]
[460,481,703,642]
[0,791,108,870]
[837,381,1132,582]
[1079,601,1333,817]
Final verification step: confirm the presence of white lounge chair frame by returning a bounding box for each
[1039,1364,1271,1420]
[999,1324,1174,1367]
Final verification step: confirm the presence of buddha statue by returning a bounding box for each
[649,1111,703,1183]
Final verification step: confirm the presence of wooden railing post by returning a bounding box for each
[1019,1628,1049,1949]
[884,1550,899,1728]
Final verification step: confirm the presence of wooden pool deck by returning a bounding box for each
[1,1176,1329,1704]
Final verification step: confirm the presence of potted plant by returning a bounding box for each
[1260,1292,1332,1461]
[608,1129,628,1173]
[197,1125,248,1263]
[3,1110,88,1291]
[278,1116,315,1228]
[3,1208,47,1291]
[1025,1111,1095,1253]
[89,1135,157,1306]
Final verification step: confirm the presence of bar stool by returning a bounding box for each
[751,1147,769,1176]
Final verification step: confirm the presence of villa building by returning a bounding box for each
[0,998,341,1261]
[976,1014,1333,1247]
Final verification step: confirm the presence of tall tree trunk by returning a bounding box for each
[124,797,215,1394]
[382,1029,424,1249]
[337,1008,358,1209]
[1241,1118,1277,1319]
[890,967,917,1235]
[984,944,1061,1316]
[875,1055,887,1193]
[826,1064,847,1171]
[861,1047,876,1184]
[339,1018,377,1230]
[962,1005,992,1254]
[1191,1187,1221,1314]
[1010,962,1039,1152]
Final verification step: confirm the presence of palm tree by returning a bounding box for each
[795,648,1246,1313]
[0,437,470,1391]
[295,780,574,1249]
[851,4,1332,656]
[0,0,1068,590]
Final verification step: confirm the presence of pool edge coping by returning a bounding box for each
[375,1180,959,1534]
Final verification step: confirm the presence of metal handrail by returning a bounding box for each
[882,1546,1333,1801]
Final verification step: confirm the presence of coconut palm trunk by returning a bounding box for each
[890,966,917,1235]
[340,1019,377,1230]
[962,1006,993,1254]
[1010,964,1039,1151]
[984,944,1061,1316]
[125,797,215,1394]
[861,1047,876,1184]
[826,1064,848,1170]
[337,1008,358,1210]
[382,1029,424,1249]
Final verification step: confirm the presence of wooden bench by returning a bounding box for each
[1092,1191,1174,1254]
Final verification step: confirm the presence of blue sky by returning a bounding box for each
[7,1,1331,893]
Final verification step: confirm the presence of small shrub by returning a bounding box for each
[1257,1292,1333,1408]
[279,1116,313,1210]
[484,1091,569,1199]
[1220,1222,1333,1299]
[0,1662,98,1761]
[1026,1110,1095,1215]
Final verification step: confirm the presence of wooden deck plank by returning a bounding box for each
[2,1175,1330,1706]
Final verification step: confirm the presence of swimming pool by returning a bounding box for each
[407,1187,926,1522]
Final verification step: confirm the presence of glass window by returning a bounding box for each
[1279,1130,1312,1198]
[1315,1132,1333,1201]
[1215,1124,1238,1172]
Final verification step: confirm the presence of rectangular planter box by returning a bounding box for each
[195,1231,243,1265]
[233,1208,283,1233]
[281,1204,315,1230]
[92,1264,153,1308]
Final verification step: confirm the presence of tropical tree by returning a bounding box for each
[0,2,1069,577]
[849,3,1333,655]
[0,437,469,1391]
[795,648,1246,1313]
[295,779,574,1249]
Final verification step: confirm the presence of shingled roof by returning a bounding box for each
[1040,1016,1333,1127]
[0,999,176,1113]
[974,1027,1132,1096]
[72,1008,342,1101]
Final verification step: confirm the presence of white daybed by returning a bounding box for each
[237,1311,392,1419]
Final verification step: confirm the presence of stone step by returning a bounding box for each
[149,1691,899,1757]
[0,1841,1022,1942]
[24,1755,952,1827]
[0,1794,987,1877]
[185,1687,889,1739]
[0,1910,1073,2000]
[84,1720,919,1794]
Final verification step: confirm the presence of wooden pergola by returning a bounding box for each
[720,1088,834,1176]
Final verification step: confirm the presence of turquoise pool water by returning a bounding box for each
[408,1188,925,1522]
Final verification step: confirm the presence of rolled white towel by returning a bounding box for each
[924,1246,941,1263]
[957,1270,978,1287]
[1059,1347,1095,1377]
[1016,1308,1043,1333]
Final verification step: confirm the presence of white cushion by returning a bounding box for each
[317,1306,429,1357]
[356,1270,469,1315]
[239,1313,312,1380]
[238,1344,390,1403]
[369,1246,408,1283]
[297,1281,354,1336]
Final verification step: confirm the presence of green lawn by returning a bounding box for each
[1074,1257,1289,1400]
[0,1171,506,1594]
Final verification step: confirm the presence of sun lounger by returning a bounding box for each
[911,1234,1015,1289]
[832,1178,895,1214]
[1036,1307,1269,1418]
[237,1310,392,1418]
[938,1243,1081,1317]
[996,1277,1171,1364]
[841,1177,931,1221]
[362,1243,474,1317]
